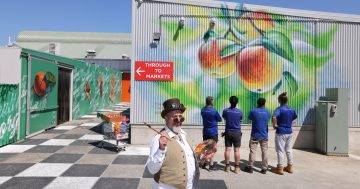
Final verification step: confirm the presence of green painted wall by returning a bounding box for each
[29,58,59,134]
[0,84,20,146]
[22,49,121,123]
[71,63,122,119]
[1,48,121,146]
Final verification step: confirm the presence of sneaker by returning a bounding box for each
[209,165,217,172]
[261,169,267,174]
[244,166,253,174]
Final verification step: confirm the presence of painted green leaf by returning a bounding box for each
[306,25,337,50]
[221,44,245,58]
[299,53,333,69]
[283,71,298,96]
[221,4,230,18]
[203,30,217,41]
[214,12,229,25]
[269,13,286,26]
[45,72,56,84]
[262,30,294,62]
[272,80,282,95]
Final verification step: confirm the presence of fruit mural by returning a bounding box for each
[134,3,338,125]
[33,72,56,97]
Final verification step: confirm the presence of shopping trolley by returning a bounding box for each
[97,112,129,152]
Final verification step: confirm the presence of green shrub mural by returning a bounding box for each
[0,84,19,146]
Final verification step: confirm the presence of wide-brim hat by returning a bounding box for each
[161,98,186,118]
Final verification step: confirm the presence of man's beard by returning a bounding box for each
[172,126,181,134]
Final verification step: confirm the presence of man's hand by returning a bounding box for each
[272,116,277,130]
[159,135,168,150]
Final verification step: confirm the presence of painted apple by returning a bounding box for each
[198,39,237,78]
[33,72,47,96]
[234,11,274,40]
[236,46,282,93]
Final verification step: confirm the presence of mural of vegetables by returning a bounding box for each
[33,71,56,97]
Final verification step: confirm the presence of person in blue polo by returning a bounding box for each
[222,96,243,174]
[272,92,297,175]
[244,98,271,174]
[201,96,222,171]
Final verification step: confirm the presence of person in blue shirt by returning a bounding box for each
[201,96,222,171]
[222,96,243,174]
[272,92,297,175]
[244,98,271,174]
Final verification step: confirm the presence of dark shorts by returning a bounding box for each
[224,131,242,148]
[203,134,218,143]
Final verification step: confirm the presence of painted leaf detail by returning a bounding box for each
[220,4,230,25]
[45,72,56,84]
[272,80,282,95]
[283,71,298,96]
[262,30,294,62]
[203,30,217,42]
[221,44,245,58]
[221,4,230,18]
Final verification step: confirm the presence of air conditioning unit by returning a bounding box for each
[49,43,60,55]
[85,49,96,59]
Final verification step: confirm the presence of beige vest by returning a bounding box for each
[154,130,189,189]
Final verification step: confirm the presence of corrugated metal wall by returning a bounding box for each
[316,22,360,127]
[132,1,360,126]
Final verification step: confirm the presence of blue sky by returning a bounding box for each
[0,0,359,46]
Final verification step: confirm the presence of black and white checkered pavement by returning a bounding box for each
[0,104,227,189]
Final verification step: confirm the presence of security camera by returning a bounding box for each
[331,104,337,113]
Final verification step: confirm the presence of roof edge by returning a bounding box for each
[149,0,360,23]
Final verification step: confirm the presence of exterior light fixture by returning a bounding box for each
[153,32,161,42]
[179,17,185,28]
[210,17,216,26]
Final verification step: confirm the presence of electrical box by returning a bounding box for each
[316,88,349,156]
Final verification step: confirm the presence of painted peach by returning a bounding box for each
[234,11,274,39]
[236,46,282,93]
[33,72,46,96]
[198,39,237,78]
